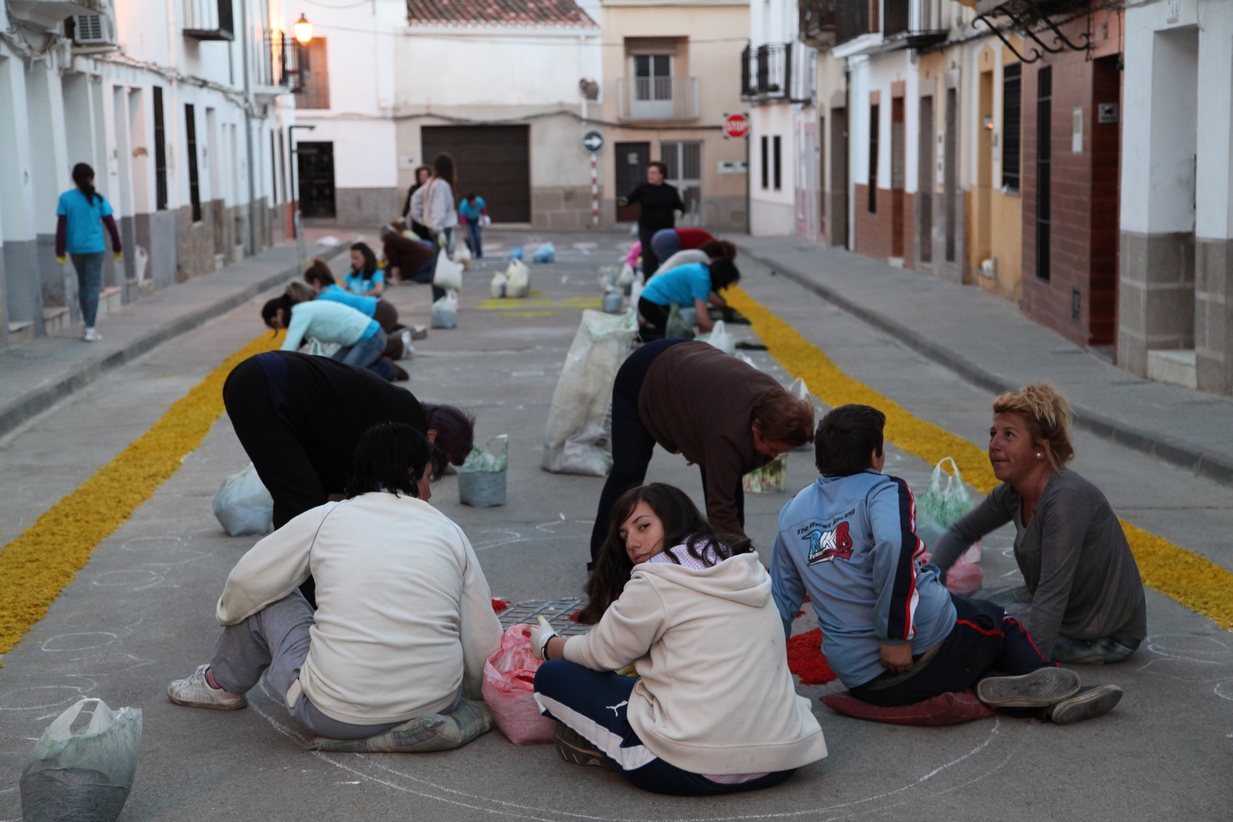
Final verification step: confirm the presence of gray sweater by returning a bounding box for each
[931,470,1147,659]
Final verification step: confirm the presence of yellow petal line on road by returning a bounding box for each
[726,285,1233,630]
[0,332,282,656]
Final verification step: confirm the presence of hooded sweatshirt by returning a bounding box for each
[562,551,828,775]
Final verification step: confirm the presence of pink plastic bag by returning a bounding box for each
[481,624,555,745]
[944,544,984,596]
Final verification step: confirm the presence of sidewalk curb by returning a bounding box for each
[738,243,1233,488]
[0,243,350,441]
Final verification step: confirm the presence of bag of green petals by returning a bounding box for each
[459,435,508,507]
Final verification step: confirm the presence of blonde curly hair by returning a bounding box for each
[992,382,1074,470]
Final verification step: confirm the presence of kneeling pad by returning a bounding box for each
[820,689,994,726]
[306,698,494,752]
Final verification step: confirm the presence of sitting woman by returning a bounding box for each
[379,224,440,298]
[262,292,394,381]
[637,258,740,341]
[929,383,1147,664]
[530,483,827,797]
[656,239,736,276]
[344,242,385,297]
[168,423,502,750]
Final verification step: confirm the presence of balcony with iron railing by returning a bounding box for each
[253,30,303,95]
[740,42,816,104]
[183,0,233,40]
[834,0,949,52]
[615,76,699,122]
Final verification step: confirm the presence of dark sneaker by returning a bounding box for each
[553,722,605,767]
[1049,684,1123,725]
[976,667,1081,708]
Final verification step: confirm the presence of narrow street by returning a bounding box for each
[0,230,1229,821]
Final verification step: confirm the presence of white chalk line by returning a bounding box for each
[249,682,1010,822]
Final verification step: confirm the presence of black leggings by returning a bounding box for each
[587,339,745,567]
[637,298,671,341]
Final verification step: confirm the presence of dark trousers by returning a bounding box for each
[638,226,661,276]
[534,660,795,797]
[464,220,483,258]
[850,595,1055,708]
[222,356,331,605]
[588,339,744,566]
[637,298,671,341]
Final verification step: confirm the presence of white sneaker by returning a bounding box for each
[400,330,414,359]
[167,664,247,710]
[83,328,102,342]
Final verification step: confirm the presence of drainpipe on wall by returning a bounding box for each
[240,0,257,255]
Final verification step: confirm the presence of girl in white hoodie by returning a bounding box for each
[531,483,827,796]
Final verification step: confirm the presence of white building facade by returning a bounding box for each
[0,0,296,347]
[1118,0,1233,395]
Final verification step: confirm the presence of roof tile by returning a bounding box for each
[407,0,597,28]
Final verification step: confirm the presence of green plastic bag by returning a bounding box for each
[918,457,973,530]
[665,304,695,340]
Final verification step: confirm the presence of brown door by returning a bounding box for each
[615,142,650,222]
[830,107,848,248]
[891,96,905,259]
[1089,55,1121,346]
[421,125,531,222]
[918,95,934,265]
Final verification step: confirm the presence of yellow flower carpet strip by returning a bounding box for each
[0,332,280,656]
[724,285,1233,631]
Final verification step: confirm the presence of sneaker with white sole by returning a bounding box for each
[553,722,606,767]
[976,667,1081,708]
[1048,684,1123,725]
[83,328,102,342]
[167,664,247,710]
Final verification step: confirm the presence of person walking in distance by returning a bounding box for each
[56,163,122,342]
[619,161,684,277]
[410,153,459,256]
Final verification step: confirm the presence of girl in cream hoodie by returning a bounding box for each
[531,483,827,796]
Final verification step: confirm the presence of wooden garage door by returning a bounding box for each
[421,125,531,223]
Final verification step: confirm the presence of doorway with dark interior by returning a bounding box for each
[296,141,335,219]
[615,142,650,223]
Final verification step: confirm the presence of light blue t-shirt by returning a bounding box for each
[640,262,712,308]
[316,284,377,317]
[57,189,114,254]
[344,269,385,296]
[281,300,379,352]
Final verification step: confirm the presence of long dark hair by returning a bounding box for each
[422,403,476,466]
[707,258,740,292]
[350,242,378,280]
[72,163,100,205]
[343,422,445,499]
[431,153,456,189]
[577,483,751,624]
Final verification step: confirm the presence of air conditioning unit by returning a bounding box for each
[73,14,113,45]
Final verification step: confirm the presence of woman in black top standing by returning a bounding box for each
[621,161,684,277]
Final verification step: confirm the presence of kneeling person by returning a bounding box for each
[770,405,1122,725]
[168,423,501,742]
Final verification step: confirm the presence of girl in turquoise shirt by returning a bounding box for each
[344,242,385,297]
[56,163,122,342]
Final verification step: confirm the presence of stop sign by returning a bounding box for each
[723,112,750,140]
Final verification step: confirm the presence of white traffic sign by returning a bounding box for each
[581,129,605,154]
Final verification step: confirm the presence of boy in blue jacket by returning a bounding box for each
[771,404,1122,724]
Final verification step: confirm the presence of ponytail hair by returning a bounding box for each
[72,163,99,205]
[261,294,294,332]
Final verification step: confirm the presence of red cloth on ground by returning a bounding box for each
[820,690,995,726]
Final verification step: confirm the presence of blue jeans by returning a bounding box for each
[331,328,389,378]
[650,229,681,266]
[464,221,483,258]
[534,660,796,796]
[977,585,1140,664]
[70,251,105,327]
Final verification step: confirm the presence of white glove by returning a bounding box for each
[529,615,558,661]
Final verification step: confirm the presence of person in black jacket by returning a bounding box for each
[620,161,685,277]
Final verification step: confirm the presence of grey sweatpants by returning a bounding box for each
[208,591,404,740]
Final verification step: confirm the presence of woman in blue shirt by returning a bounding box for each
[56,163,122,342]
[261,293,394,381]
[343,243,385,297]
[458,192,487,259]
[637,259,740,342]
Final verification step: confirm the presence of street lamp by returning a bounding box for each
[293,14,313,45]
